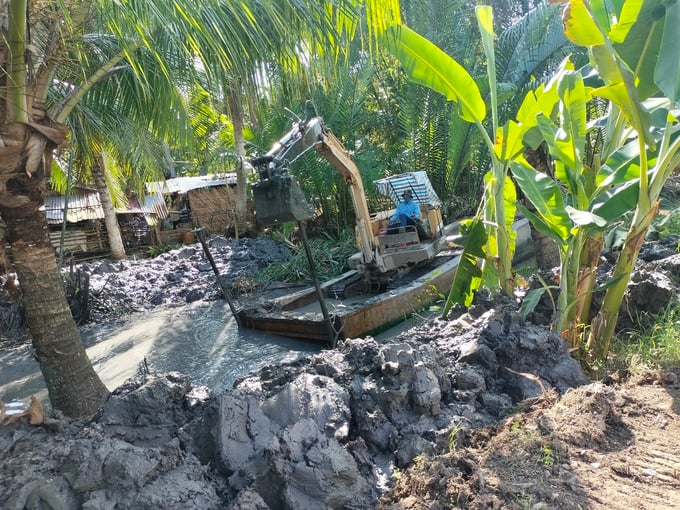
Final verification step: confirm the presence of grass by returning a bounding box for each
[609,304,680,371]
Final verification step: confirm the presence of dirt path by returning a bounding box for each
[378,373,680,509]
[570,377,680,509]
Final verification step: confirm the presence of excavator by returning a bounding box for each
[250,116,452,288]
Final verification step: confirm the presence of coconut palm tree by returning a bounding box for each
[0,0,401,418]
[54,34,195,260]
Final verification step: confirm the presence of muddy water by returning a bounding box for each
[0,302,321,404]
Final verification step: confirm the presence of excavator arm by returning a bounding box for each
[251,117,381,269]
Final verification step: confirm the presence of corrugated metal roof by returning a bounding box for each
[146,173,237,195]
[115,192,168,219]
[44,191,104,224]
[373,171,442,207]
[45,191,169,224]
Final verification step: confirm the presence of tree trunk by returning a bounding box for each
[227,83,248,236]
[0,123,109,418]
[92,156,126,260]
[163,141,176,178]
[5,211,109,416]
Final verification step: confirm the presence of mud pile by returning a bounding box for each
[0,236,292,341]
[0,305,587,509]
[1,234,680,508]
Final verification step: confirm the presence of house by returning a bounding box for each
[45,188,107,257]
[45,188,169,259]
[115,193,169,249]
[146,173,238,243]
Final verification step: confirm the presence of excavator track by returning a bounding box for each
[326,272,365,299]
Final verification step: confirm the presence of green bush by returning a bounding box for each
[255,229,357,284]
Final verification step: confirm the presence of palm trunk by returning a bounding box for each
[93,156,126,260]
[0,143,109,417]
[227,83,248,237]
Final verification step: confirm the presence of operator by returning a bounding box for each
[388,190,423,235]
[390,190,420,226]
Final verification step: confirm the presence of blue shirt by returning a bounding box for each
[391,200,420,221]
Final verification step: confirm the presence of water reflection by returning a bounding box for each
[0,302,322,402]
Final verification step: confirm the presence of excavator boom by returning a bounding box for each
[250,115,448,282]
[251,117,380,269]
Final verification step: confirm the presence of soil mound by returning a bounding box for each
[378,376,680,509]
[1,305,588,509]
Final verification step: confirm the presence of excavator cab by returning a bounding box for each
[372,171,444,241]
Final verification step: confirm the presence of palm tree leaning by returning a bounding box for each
[1,0,110,418]
[59,37,193,260]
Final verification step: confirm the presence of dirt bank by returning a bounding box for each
[379,375,680,510]
[1,235,680,509]
[1,302,589,509]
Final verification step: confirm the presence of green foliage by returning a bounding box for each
[518,283,557,323]
[251,60,398,232]
[254,229,357,284]
[442,218,487,314]
[540,444,555,466]
[610,305,680,370]
[648,207,680,239]
[147,244,174,258]
[384,25,486,123]
[447,423,464,453]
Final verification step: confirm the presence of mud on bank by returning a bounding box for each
[1,302,589,509]
[0,236,294,343]
[1,235,680,509]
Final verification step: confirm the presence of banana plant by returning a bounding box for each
[511,60,637,346]
[562,0,680,359]
[385,6,566,310]
[385,6,518,304]
[514,0,680,360]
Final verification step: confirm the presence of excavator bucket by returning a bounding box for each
[252,175,314,226]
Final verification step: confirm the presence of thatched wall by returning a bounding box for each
[187,186,236,234]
